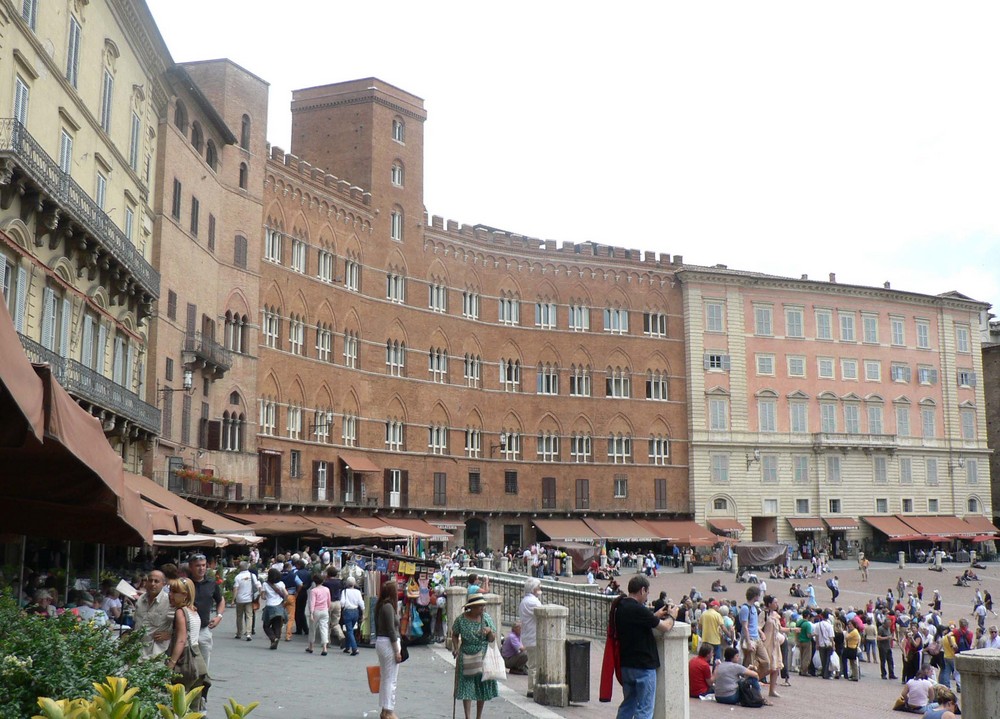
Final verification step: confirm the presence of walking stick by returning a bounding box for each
[452,634,462,719]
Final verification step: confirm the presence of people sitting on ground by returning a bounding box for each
[962,569,980,582]
[955,575,970,588]
[500,621,528,674]
[690,586,703,603]
[737,570,759,585]
[711,579,727,593]
[922,685,960,719]
[689,643,715,698]
[894,667,935,713]
[713,646,767,706]
[604,580,621,596]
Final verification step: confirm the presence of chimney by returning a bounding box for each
[829,273,836,283]
[801,274,809,280]
[884,281,891,289]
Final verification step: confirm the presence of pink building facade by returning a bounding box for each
[679,267,991,554]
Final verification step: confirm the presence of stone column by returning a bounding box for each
[481,556,493,571]
[898,551,906,568]
[534,605,569,707]
[954,648,1000,717]
[935,551,943,570]
[498,556,510,573]
[654,621,691,719]
[445,586,466,651]
[483,593,502,638]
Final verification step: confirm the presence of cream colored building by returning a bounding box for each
[679,266,992,553]
[0,0,169,470]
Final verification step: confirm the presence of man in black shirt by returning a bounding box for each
[614,575,677,719]
[190,554,225,670]
[323,567,345,648]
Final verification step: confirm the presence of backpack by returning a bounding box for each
[734,603,750,639]
[956,630,972,653]
[738,675,765,708]
[826,578,836,590]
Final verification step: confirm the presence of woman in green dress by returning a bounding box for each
[452,593,499,719]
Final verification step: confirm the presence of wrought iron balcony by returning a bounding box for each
[183,331,233,377]
[812,432,898,452]
[18,332,160,436]
[0,119,159,301]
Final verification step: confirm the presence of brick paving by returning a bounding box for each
[206,558,995,717]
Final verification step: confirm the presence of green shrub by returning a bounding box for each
[0,592,171,719]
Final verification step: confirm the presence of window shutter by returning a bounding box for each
[40,288,56,349]
[186,303,197,334]
[930,369,938,384]
[14,266,27,332]
[205,420,221,450]
[970,373,978,387]
[81,316,94,367]
[401,470,409,508]
[702,354,711,370]
[383,469,391,505]
[722,355,732,371]
[125,344,135,389]
[312,461,321,501]
[97,323,108,373]
[112,336,124,384]
[59,297,71,357]
[905,366,912,383]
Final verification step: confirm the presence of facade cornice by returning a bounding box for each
[265,160,375,227]
[110,0,172,112]
[676,267,990,311]
[293,94,427,123]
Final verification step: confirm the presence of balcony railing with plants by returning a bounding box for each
[0,119,159,299]
[183,331,233,375]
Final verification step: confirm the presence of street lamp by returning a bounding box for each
[157,368,194,403]
[490,432,508,458]
[745,448,761,471]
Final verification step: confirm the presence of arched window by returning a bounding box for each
[222,409,245,452]
[239,162,248,189]
[713,498,728,511]
[391,162,403,187]
[174,101,188,133]
[205,140,217,171]
[190,122,203,153]
[240,114,251,150]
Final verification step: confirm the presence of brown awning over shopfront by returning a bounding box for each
[338,452,380,473]
[0,301,43,444]
[707,518,745,533]
[378,518,452,540]
[863,515,917,539]
[787,517,825,532]
[963,516,1000,535]
[638,520,720,545]
[532,518,601,542]
[583,518,661,542]
[824,517,860,531]
[899,515,978,538]
[126,472,246,533]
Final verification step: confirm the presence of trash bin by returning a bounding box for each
[565,639,590,703]
[898,551,906,569]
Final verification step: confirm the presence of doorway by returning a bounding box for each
[465,518,487,553]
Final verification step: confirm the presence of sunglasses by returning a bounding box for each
[189,554,207,561]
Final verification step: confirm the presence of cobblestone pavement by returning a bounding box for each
[207,558,995,718]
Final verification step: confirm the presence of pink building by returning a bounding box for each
[679,267,991,555]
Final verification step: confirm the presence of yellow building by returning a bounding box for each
[0,0,169,470]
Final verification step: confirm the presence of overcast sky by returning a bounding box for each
[147,1,1000,315]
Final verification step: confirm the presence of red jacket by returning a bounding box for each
[599,596,623,702]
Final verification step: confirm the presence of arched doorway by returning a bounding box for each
[465,518,487,553]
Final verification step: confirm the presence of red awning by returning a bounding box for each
[787,517,825,532]
[637,520,720,544]
[863,515,917,539]
[0,301,43,443]
[583,518,661,542]
[963,516,999,535]
[899,515,978,538]
[707,518,745,533]
[339,452,380,473]
[532,518,601,542]
[824,517,860,531]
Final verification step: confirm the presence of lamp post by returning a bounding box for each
[490,432,508,458]
[745,448,761,471]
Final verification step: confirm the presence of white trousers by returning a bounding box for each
[375,636,400,711]
[309,610,330,646]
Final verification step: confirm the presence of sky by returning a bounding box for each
[147,1,1000,314]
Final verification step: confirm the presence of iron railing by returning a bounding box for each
[184,331,233,373]
[169,474,243,500]
[0,119,159,297]
[457,568,612,639]
[18,332,160,434]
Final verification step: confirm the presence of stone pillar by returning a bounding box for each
[498,556,510,573]
[483,593,502,639]
[461,556,471,568]
[445,586,466,650]
[654,621,692,719]
[732,552,739,577]
[970,550,977,565]
[935,551,944,570]
[898,551,906,569]
[481,556,493,571]
[534,605,569,707]
[954,648,1000,717]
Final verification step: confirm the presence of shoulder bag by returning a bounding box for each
[482,638,506,681]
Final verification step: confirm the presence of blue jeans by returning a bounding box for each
[617,666,656,719]
[939,658,955,688]
[716,676,762,705]
[343,608,359,651]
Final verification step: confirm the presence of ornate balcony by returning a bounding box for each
[812,432,897,453]
[183,331,232,378]
[18,332,160,437]
[0,119,159,313]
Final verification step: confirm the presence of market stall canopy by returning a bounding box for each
[232,514,322,536]
[342,516,432,539]
[375,517,451,541]
[824,517,860,531]
[532,518,601,542]
[152,533,230,548]
[582,518,660,542]
[962,516,999,535]
[338,451,380,473]
[143,501,193,534]
[0,362,151,545]
[863,515,917,539]
[125,472,245,534]
[0,301,43,445]
[899,515,979,538]
[707,518,745,533]
[787,517,825,532]
[734,542,788,567]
